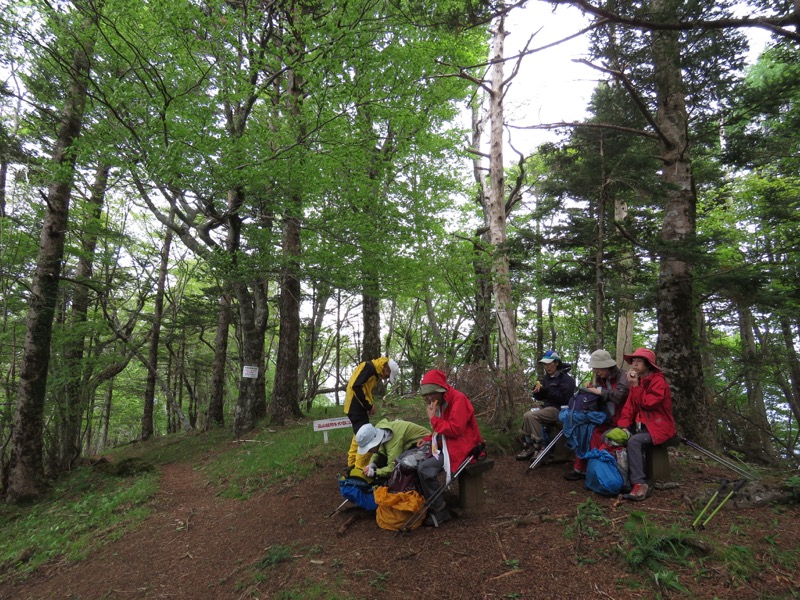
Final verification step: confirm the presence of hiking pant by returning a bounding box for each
[520,406,561,445]
[627,432,653,485]
[417,453,447,517]
[346,405,372,469]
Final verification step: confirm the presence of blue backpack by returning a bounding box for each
[337,475,377,511]
[584,448,624,496]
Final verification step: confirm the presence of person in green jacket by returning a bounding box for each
[356,418,430,481]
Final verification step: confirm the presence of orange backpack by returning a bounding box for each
[373,486,426,531]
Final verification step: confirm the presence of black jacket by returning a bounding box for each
[534,365,576,409]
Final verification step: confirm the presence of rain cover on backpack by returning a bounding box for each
[337,475,378,511]
[584,448,624,496]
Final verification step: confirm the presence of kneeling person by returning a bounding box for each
[357,418,431,481]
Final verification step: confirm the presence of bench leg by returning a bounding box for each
[458,473,485,509]
[646,445,671,484]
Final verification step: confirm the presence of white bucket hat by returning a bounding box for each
[356,424,387,454]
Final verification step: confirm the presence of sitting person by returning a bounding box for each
[517,350,576,461]
[356,419,431,482]
[605,347,676,501]
[416,369,483,527]
[565,349,630,480]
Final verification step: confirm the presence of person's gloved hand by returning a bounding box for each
[363,464,376,478]
[604,427,631,444]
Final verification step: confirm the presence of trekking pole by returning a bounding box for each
[526,429,564,473]
[681,438,757,480]
[396,443,485,535]
[692,479,727,530]
[695,479,747,530]
[326,498,350,519]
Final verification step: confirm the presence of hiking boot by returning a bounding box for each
[564,470,585,481]
[424,510,452,528]
[515,445,535,461]
[623,483,650,501]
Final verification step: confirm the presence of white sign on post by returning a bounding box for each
[312,417,353,443]
[242,366,259,379]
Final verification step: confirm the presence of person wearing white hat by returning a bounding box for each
[356,419,430,480]
[344,357,400,473]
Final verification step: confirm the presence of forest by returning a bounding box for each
[1,0,799,505]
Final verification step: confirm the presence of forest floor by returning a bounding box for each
[2,440,799,600]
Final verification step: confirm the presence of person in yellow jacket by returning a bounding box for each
[344,357,399,472]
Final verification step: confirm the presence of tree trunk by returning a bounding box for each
[466,101,493,365]
[299,286,330,410]
[362,289,382,361]
[7,10,96,503]
[141,209,174,440]
[269,211,303,426]
[55,163,109,470]
[738,305,777,463]
[650,0,714,447]
[207,291,231,428]
[614,198,634,364]
[593,139,607,350]
[268,48,306,428]
[487,15,520,372]
[778,316,800,428]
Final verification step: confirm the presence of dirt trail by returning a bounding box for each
[3,451,798,600]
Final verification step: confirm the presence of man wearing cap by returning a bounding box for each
[416,369,483,527]
[516,350,576,461]
[565,349,630,480]
[605,347,676,501]
[344,357,400,472]
[356,419,431,481]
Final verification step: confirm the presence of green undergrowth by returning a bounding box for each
[0,398,433,584]
[0,466,158,581]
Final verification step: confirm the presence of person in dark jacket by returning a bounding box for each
[564,349,630,480]
[516,350,576,461]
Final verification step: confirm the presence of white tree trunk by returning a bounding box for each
[487,15,520,371]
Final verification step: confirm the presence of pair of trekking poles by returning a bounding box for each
[395,442,486,535]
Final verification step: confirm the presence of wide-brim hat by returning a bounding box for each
[623,347,661,372]
[356,424,387,454]
[589,349,617,369]
[419,383,447,396]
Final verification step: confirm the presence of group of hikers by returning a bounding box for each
[340,347,676,528]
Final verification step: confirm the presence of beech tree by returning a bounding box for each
[7,0,101,503]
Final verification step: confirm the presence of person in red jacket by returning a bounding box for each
[416,369,483,527]
[606,347,676,501]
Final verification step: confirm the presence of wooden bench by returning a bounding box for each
[458,459,495,508]
[646,437,679,483]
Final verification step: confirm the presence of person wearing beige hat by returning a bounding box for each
[565,349,630,481]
